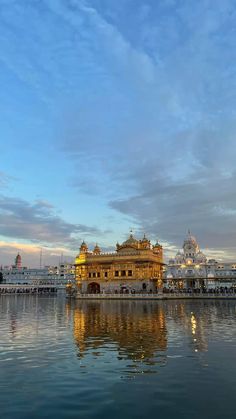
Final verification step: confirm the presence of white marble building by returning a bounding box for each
[1,255,74,286]
[164,232,236,290]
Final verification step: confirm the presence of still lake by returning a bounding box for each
[0,296,236,419]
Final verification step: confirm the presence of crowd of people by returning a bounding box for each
[162,287,236,294]
[0,287,57,294]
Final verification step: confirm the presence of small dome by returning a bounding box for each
[175,251,184,261]
[140,234,151,249]
[80,241,88,253]
[93,244,101,255]
[141,234,149,242]
[196,251,206,262]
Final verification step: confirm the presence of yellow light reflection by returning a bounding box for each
[191,313,197,335]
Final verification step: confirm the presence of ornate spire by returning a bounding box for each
[93,243,101,255]
[80,241,88,253]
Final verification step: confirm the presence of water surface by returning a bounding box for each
[0,296,236,418]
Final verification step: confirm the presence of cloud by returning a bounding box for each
[0,171,16,189]
[54,0,236,258]
[1,0,236,262]
[0,241,75,267]
[0,195,102,249]
[0,172,8,188]
[110,169,236,254]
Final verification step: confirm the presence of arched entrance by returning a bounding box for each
[87,282,100,294]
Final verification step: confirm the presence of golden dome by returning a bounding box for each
[122,233,139,247]
[93,244,101,255]
[140,234,151,249]
[116,233,139,252]
[80,241,88,253]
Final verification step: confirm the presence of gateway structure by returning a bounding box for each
[74,233,163,294]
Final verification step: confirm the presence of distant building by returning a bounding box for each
[74,233,164,294]
[164,231,236,289]
[2,266,64,285]
[1,254,74,286]
[58,263,75,282]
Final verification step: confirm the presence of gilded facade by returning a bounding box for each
[74,233,163,294]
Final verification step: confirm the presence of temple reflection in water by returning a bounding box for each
[69,299,236,365]
[72,300,167,365]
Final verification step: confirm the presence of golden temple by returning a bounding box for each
[74,233,164,294]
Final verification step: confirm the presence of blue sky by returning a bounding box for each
[0,0,236,266]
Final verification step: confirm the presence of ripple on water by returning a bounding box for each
[0,297,236,419]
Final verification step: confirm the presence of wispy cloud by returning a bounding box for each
[0,172,10,188]
[0,195,102,248]
[57,0,236,257]
[1,0,236,261]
